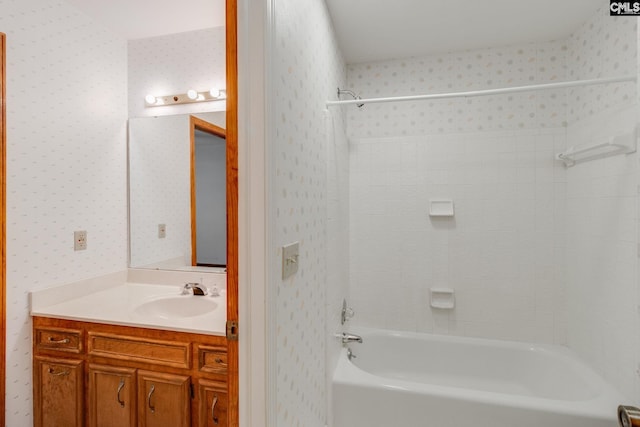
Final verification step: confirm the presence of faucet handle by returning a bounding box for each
[182,282,208,296]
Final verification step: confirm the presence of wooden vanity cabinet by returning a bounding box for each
[137,370,191,427]
[198,379,228,427]
[33,356,84,427]
[88,364,137,427]
[33,316,228,427]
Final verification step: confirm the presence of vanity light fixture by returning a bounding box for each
[143,88,227,108]
[187,89,198,100]
[144,94,157,105]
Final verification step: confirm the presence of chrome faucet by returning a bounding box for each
[340,332,363,344]
[182,282,208,296]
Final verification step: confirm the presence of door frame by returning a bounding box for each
[225,0,239,425]
[0,32,6,427]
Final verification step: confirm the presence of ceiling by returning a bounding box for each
[65,0,604,61]
[64,0,225,40]
[325,0,604,64]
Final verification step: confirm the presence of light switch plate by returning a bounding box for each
[158,223,166,239]
[282,242,299,280]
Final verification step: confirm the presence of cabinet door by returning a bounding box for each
[33,356,83,427]
[138,370,191,427]
[88,364,137,427]
[198,379,228,427]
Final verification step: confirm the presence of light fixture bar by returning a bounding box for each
[145,89,227,107]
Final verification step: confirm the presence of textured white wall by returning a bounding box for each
[0,0,128,424]
[128,27,226,118]
[270,0,347,425]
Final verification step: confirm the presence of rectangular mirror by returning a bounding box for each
[128,112,226,271]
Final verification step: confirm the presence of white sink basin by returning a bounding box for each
[134,296,218,319]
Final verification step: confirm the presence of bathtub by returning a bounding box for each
[332,328,624,427]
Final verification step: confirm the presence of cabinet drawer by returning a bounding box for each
[35,327,83,354]
[198,345,228,375]
[88,332,191,369]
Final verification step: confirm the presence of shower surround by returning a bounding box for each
[346,7,639,401]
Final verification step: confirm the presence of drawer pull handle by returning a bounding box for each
[48,337,70,344]
[147,385,156,413]
[48,367,70,376]
[117,379,125,408]
[211,394,219,425]
[215,357,224,364]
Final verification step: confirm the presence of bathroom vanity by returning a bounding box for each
[30,270,228,427]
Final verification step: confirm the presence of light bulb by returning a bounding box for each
[145,94,157,104]
[187,89,198,100]
[209,88,221,98]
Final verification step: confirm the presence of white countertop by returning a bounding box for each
[30,270,227,336]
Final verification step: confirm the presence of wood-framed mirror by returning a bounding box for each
[128,112,227,271]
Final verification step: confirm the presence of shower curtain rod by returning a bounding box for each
[325,75,636,107]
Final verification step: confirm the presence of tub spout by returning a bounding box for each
[340,332,363,344]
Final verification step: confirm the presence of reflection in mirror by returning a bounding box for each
[190,117,226,267]
[129,112,226,271]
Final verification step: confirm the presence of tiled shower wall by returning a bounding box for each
[271,0,347,425]
[0,0,128,424]
[347,41,570,343]
[325,107,349,420]
[564,12,639,401]
[349,129,567,342]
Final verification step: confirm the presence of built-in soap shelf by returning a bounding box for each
[430,287,455,309]
[429,199,454,217]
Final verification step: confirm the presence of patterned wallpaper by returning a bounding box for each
[0,0,128,424]
[567,10,637,122]
[128,27,226,118]
[347,39,569,138]
[271,0,347,425]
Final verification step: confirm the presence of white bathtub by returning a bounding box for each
[332,328,624,427]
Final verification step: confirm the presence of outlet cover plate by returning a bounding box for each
[282,242,299,280]
[74,230,87,251]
